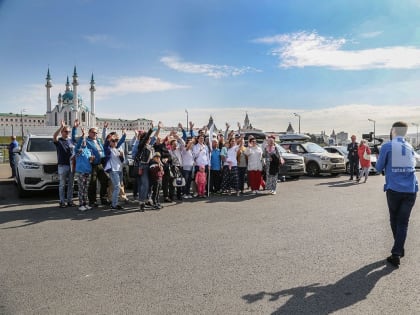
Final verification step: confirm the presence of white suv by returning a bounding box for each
[14,134,59,197]
[280,141,346,176]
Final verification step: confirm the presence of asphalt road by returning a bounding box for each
[0,173,419,315]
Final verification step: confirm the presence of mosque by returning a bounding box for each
[45,66,97,127]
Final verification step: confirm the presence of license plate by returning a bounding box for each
[52,174,59,181]
[291,165,301,170]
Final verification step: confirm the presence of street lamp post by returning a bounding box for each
[412,122,419,149]
[368,118,376,145]
[185,109,189,130]
[20,108,27,141]
[293,113,301,134]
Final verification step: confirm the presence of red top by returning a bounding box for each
[358,145,371,168]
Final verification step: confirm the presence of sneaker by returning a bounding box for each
[138,202,145,212]
[78,206,87,211]
[85,205,92,210]
[59,203,67,208]
[111,205,124,210]
[386,255,400,268]
[67,202,76,207]
[89,202,98,208]
[271,190,277,195]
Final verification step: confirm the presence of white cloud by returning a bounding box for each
[161,56,260,78]
[130,104,420,137]
[255,31,420,70]
[359,31,383,38]
[97,76,190,99]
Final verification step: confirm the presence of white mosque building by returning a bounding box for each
[45,66,96,127]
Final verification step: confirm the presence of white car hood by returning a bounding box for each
[23,152,57,164]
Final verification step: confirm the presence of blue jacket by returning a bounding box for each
[210,148,221,170]
[103,134,126,170]
[74,137,92,174]
[72,127,105,165]
[375,137,418,193]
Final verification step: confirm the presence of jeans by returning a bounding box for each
[349,158,359,178]
[136,164,150,202]
[9,153,16,177]
[386,189,416,256]
[182,169,193,196]
[109,171,122,207]
[58,164,74,204]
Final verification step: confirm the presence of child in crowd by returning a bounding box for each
[74,130,93,211]
[149,152,164,209]
[195,165,207,198]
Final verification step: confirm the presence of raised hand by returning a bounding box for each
[121,127,126,135]
[178,122,183,129]
[104,121,109,128]
[225,122,230,129]
[189,121,194,129]
[81,127,85,137]
[158,121,163,129]
[73,119,80,128]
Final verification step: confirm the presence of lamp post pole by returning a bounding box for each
[293,113,301,134]
[412,123,419,149]
[20,109,26,141]
[185,109,189,130]
[368,118,376,145]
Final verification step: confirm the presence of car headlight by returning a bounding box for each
[320,156,330,161]
[21,161,41,169]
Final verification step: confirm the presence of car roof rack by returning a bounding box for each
[279,134,310,142]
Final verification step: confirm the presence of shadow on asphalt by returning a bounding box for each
[0,203,143,229]
[242,259,395,314]
[316,179,358,188]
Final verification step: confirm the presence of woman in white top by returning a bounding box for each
[244,136,263,194]
[220,135,243,196]
[104,129,127,209]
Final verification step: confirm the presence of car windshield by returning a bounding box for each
[27,138,56,152]
[277,145,287,153]
[301,142,325,153]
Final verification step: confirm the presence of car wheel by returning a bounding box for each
[16,172,29,198]
[306,162,320,177]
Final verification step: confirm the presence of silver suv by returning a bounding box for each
[280,141,345,176]
[14,135,59,197]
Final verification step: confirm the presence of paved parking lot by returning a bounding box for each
[0,164,419,314]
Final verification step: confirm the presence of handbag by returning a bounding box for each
[173,176,186,187]
[363,148,371,160]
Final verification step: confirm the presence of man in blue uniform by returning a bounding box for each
[376,121,418,268]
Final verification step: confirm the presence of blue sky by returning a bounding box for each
[1,0,420,136]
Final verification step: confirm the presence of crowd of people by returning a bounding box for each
[51,120,285,212]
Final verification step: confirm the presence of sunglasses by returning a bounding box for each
[90,131,98,134]
[62,130,70,133]
[111,139,119,143]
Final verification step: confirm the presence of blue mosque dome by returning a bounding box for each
[62,90,83,104]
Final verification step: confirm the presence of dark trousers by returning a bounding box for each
[238,166,247,192]
[210,169,222,192]
[151,181,162,205]
[349,158,359,178]
[182,169,193,196]
[88,164,109,204]
[386,189,416,256]
[9,153,16,177]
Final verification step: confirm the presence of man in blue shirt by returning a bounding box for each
[375,121,418,268]
[53,121,75,208]
[8,136,19,178]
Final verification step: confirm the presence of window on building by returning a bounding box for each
[69,112,72,126]
[64,112,68,124]
[55,112,58,126]
[81,112,86,122]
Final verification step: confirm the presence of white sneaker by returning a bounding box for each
[78,206,87,211]
[271,191,276,195]
[85,205,92,210]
